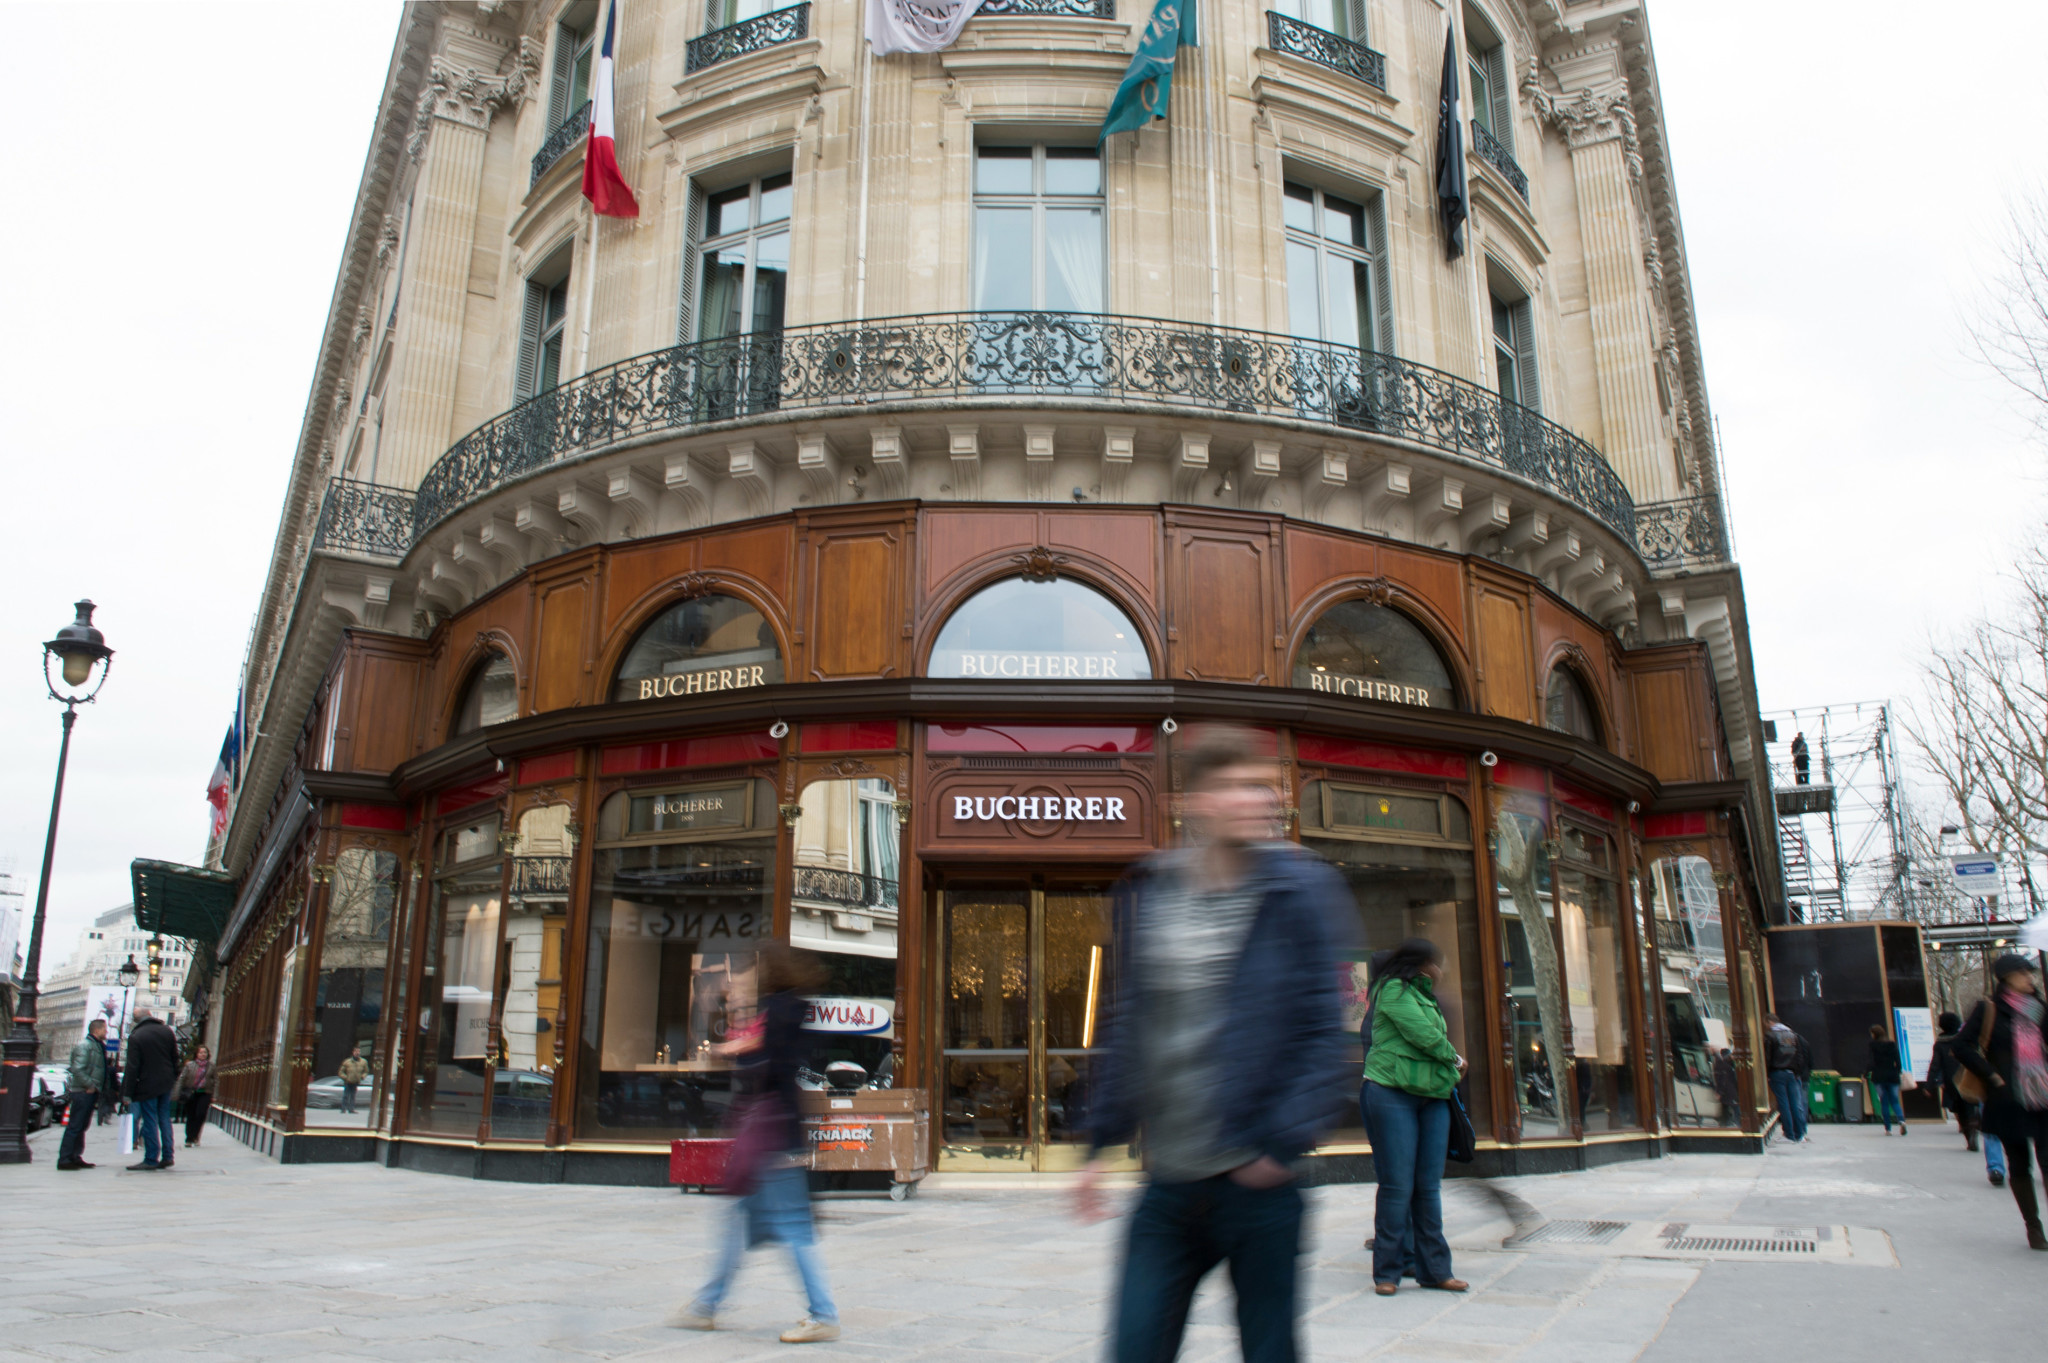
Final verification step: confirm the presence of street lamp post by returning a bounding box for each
[0,601,114,1163]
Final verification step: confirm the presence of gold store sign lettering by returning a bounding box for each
[953,794,1128,823]
[636,665,770,699]
[1307,672,1435,706]
[957,652,1124,679]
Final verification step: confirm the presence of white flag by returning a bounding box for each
[867,0,988,54]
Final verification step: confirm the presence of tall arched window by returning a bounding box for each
[1292,599,1456,708]
[613,593,782,702]
[453,653,517,735]
[1544,666,1601,743]
[927,575,1151,679]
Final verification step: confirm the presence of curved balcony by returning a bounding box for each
[530,101,591,187]
[318,311,1639,560]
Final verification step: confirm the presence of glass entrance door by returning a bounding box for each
[937,876,1122,1171]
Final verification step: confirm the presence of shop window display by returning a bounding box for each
[1304,782,1490,1142]
[576,778,777,1139]
[927,576,1151,680]
[1292,600,1457,708]
[1650,853,1736,1126]
[308,848,396,1129]
[495,805,574,1140]
[942,885,1030,1160]
[1491,804,1570,1137]
[408,814,503,1137]
[1555,822,1638,1130]
[612,593,783,702]
[790,777,902,1092]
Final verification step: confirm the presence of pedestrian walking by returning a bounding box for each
[55,1019,109,1171]
[1362,937,1469,1296]
[1073,726,1350,1363]
[1865,1023,1906,1135]
[121,1009,181,1171]
[175,1045,213,1148]
[1953,954,2048,1250]
[337,1046,369,1115]
[670,943,840,1343]
[1929,1011,2006,1185]
[1712,1048,1742,1125]
[1763,1013,1811,1143]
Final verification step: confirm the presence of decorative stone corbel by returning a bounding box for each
[361,575,393,631]
[1502,510,1550,558]
[1415,477,1466,548]
[1458,492,1513,551]
[1532,524,1583,587]
[1302,448,1348,522]
[557,482,610,542]
[477,515,528,572]
[451,531,504,587]
[870,427,908,501]
[1239,440,1282,509]
[664,452,710,527]
[946,426,981,501]
[515,498,572,554]
[1099,427,1136,504]
[1363,462,1412,537]
[797,434,839,505]
[728,442,773,518]
[1023,426,1057,502]
[607,467,660,537]
[377,214,401,268]
[1172,432,1210,503]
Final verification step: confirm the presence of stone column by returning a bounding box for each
[1533,82,1678,504]
[380,30,534,491]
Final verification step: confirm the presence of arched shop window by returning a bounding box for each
[613,593,782,702]
[577,778,778,1139]
[1301,782,1490,1142]
[1293,599,1456,708]
[927,575,1151,679]
[1544,666,1601,743]
[453,653,517,734]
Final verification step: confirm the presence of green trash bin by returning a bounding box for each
[1806,1071,1841,1123]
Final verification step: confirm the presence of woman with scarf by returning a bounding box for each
[174,1045,213,1148]
[1954,954,2048,1248]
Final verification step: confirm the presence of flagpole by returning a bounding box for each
[1200,0,1222,326]
[1451,11,1489,382]
[853,38,874,321]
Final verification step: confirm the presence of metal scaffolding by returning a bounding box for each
[1761,702,1912,922]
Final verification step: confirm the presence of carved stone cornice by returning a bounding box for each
[1523,73,1641,179]
[407,35,542,160]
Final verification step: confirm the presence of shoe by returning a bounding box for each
[780,1319,841,1343]
[1993,1170,2008,1187]
[2030,1227,2048,1252]
[1374,1283,1399,1296]
[1420,1279,1470,1293]
[55,1160,83,1171]
[127,1162,161,1171]
[76,1160,95,1169]
[665,1306,714,1331]
[1900,1125,1908,1135]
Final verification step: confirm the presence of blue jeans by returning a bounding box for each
[1360,1083,1418,1277]
[58,1091,97,1164]
[1987,1133,2008,1176]
[693,1165,836,1323]
[1364,1081,1454,1286]
[133,1094,175,1165]
[1872,1082,1903,1129]
[1114,1174,1304,1363]
[1769,1070,1808,1142]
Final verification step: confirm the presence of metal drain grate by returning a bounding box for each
[1663,1235,1816,1254]
[1510,1219,1629,1246]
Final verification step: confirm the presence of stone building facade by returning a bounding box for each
[163,0,1771,1179]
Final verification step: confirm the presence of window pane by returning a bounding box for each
[928,576,1152,679]
[309,849,396,1132]
[1285,239,1322,341]
[1494,341,1518,407]
[613,593,784,701]
[1322,256,1366,349]
[1469,56,1491,133]
[758,172,793,226]
[1293,599,1456,708]
[1283,183,1316,234]
[544,280,571,328]
[1043,208,1103,313]
[1043,148,1101,196]
[698,246,747,340]
[1560,868,1637,1130]
[1654,855,1737,1128]
[571,42,592,109]
[409,867,501,1137]
[705,183,752,238]
[1494,806,1570,1138]
[456,654,518,734]
[974,208,1034,311]
[1491,295,1515,342]
[975,146,1033,195]
[945,888,1028,1050]
[1545,668,1601,742]
[539,336,563,394]
[751,230,790,332]
[1322,193,1366,248]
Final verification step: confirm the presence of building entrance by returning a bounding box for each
[933,873,1133,1171]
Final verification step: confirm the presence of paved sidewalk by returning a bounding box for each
[0,1116,2011,1362]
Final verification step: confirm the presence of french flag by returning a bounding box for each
[581,0,640,219]
[205,723,237,840]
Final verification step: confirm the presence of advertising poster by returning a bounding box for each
[1894,1006,1938,1088]
[83,985,132,1038]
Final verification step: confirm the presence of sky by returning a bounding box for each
[1,0,2042,968]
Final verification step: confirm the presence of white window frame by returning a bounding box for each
[1489,278,1539,412]
[1464,6,1514,154]
[1282,179,1395,355]
[516,246,575,400]
[972,144,1106,315]
[680,170,794,343]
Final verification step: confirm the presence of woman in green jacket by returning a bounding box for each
[1363,937,1467,1295]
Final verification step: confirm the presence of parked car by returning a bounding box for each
[303,1074,359,1109]
[25,1075,63,1132]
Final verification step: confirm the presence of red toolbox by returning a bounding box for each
[671,1138,733,1192]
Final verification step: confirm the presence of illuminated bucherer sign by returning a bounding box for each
[954,652,1125,678]
[1307,672,1435,706]
[635,665,770,699]
[954,794,1127,822]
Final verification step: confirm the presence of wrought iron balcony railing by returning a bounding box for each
[1471,120,1527,201]
[979,0,1116,15]
[530,101,591,187]
[1635,495,1729,572]
[1265,11,1386,91]
[313,478,416,559]
[793,864,899,911]
[686,3,810,74]
[314,311,1641,560]
[511,856,574,897]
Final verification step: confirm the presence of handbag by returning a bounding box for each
[1446,1082,1477,1164]
[718,1093,786,1197]
[1955,1001,1999,1105]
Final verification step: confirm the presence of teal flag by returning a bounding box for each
[1098,0,1197,142]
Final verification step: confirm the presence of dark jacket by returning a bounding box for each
[1954,991,2048,1142]
[746,989,809,1154]
[66,1036,109,1093]
[121,1019,181,1101]
[1087,842,1350,1166]
[1927,1032,1968,1111]
[1866,1039,1902,1084]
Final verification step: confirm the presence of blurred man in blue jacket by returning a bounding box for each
[1076,726,1351,1363]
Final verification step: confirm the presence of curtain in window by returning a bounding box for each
[1044,208,1103,313]
[974,208,1032,311]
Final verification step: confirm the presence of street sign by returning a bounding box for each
[1951,855,2001,892]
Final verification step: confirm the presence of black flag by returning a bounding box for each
[1435,26,1468,260]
